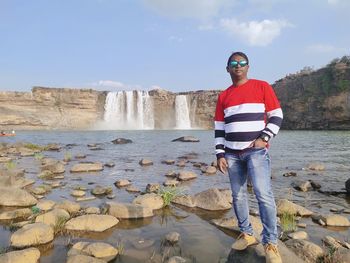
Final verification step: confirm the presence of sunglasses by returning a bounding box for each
[229,60,248,68]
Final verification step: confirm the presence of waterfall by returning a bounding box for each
[103,91,154,130]
[175,95,191,129]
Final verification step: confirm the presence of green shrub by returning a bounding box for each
[159,186,185,207]
[280,211,297,232]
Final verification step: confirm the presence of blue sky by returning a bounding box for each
[0,0,349,92]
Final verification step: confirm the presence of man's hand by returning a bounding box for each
[217,157,228,174]
[254,138,267,148]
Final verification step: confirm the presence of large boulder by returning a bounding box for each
[107,202,154,219]
[0,208,32,221]
[10,223,54,248]
[0,247,40,263]
[194,188,231,211]
[0,187,37,207]
[284,239,323,263]
[65,214,119,232]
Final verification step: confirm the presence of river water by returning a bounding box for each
[0,130,349,262]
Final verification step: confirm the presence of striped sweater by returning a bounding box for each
[214,79,283,159]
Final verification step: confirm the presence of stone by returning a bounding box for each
[126,185,140,193]
[114,179,131,187]
[162,159,175,165]
[306,163,325,171]
[41,160,65,174]
[85,207,100,214]
[322,214,350,226]
[139,159,153,166]
[292,180,312,192]
[36,200,56,211]
[171,195,196,208]
[0,208,32,220]
[76,196,96,202]
[104,162,115,167]
[107,202,154,219]
[0,176,34,188]
[111,138,132,144]
[346,178,350,194]
[70,163,103,172]
[10,222,54,248]
[91,186,112,196]
[212,216,263,235]
[176,160,186,167]
[146,183,160,193]
[65,214,119,232]
[178,171,197,181]
[55,200,80,214]
[0,187,37,207]
[71,190,86,197]
[171,136,200,142]
[194,188,231,211]
[283,172,297,177]
[0,247,40,263]
[204,166,217,174]
[66,254,106,263]
[165,171,177,177]
[165,232,180,244]
[35,208,70,227]
[68,241,118,262]
[284,239,323,263]
[322,236,342,249]
[132,193,164,210]
[163,179,179,187]
[277,199,313,216]
[167,256,187,263]
[287,231,308,240]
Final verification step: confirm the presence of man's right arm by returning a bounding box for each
[214,94,227,174]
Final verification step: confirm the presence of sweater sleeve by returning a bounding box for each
[214,93,226,159]
[261,82,283,138]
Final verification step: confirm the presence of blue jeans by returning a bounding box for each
[226,147,278,245]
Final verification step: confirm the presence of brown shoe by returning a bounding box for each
[231,233,258,250]
[265,243,282,263]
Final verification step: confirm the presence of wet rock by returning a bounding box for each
[35,208,70,226]
[171,136,199,142]
[249,208,259,216]
[19,148,36,157]
[71,190,86,197]
[75,153,86,159]
[76,196,96,202]
[0,168,25,178]
[70,162,103,172]
[85,207,100,214]
[0,176,34,188]
[146,183,160,193]
[283,172,297,177]
[162,159,175,165]
[65,214,119,232]
[176,160,186,167]
[0,247,40,263]
[89,146,103,151]
[284,239,323,263]
[277,199,313,216]
[287,231,308,240]
[297,223,307,228]
[167,256,187,263]
[0,187,37,207]
[126,185,141,193]
[178,171,197,181]
[172,195,196,208]
[107,202,154,219]
[66,254,106,263]
[0,156,12,163]
[114,179,131,187]
[107,194,115,199]
[309,180,321,190]
[10,222,54,248]
[111,138,132,144]
[204,166,217,175]
[55,200,81,214]
[37,170,55,180]
[131,239,155,249]
[194,188,231,211]
[104,162,115,168]
[31,185,51,195]
[139,159,153,166]
[163,179,179,187]
[46,143,61,151]
[132,193,164,210]
[41,160,65,174]
[0,208,32,220]
[212,216,263,234]
[305,163,325,171]
[346,178,350,194]
[322,214,350,227]
[322,236,343,249]
[292,180,312,192]
[36,200,56,211]
[68,241,118,262]
[165,171,177,178]
[91,186,112,196]
[165,232,180,244]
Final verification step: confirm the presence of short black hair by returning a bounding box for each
[227,52,249,67]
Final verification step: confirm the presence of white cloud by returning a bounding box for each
[90,80,143,91]
[306,44,347,53]
[219,18,292,46]
[143,0,236,19]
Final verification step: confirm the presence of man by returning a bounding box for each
[214,52,283,263]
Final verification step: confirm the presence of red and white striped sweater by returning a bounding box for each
[214,79,283,159]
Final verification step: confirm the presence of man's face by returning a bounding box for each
[226,55,249,78]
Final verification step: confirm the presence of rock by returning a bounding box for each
[0,156,12,163]
[146,183,160,193]
[55,200,80,214]
[10,222,54,248]
[37,170,55,180]
[31,185,51,195]
[322,236,342,249]
[107,202,154,219]
[176,160,186,167]
[35,208,70,227]
[111,138,132,144]
[211,216,263,235]
[0,187,37,207]
[0,176,34,188]
[171,136,200,142]
[76,196,96,202]
[292,180,312,192]
[0,247,40,263]
[165,171,177,177]
[36,200,56,211]
[165,232,180,244]
[204,166,217,174]
[132,193,164,210]
[114,179,131,187]
[163,179,179,187]
[194,188,231,211]
[277,199,313,216]
[283,172,297,177]
[46,143,61,151]
[297,223,307,228]
[306,163,325,171]
[85,207,100,214]
[287,231,308,240]
[131,239,155,249]
[309,180,321,190]
[104,162,115,167]
[346,178,350,194]
[65,214,119,232]
[71,190,86,197]
[322,214,350,226]
[70,162,103,172]
[75,153,86,159]
[178,171,197,181]
[126,185,140,193]
[91,186,112,196]
[162,159,175,165]
[284,239,323,263]
[68,241,118,262]
[139,159,153,166]
[172,195,196,208]
[41,160,65,174]
[0,208,32,220]
[66,254,106,263]
[167,256,187,263]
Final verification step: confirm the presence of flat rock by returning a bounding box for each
[70,163,103,173]
[107,202,154,219]
[55,200,81,214]
[0,187,37,207]
[172,195,196,208]
[284,239,323,263]
[114,179,131,187]
[322,214,350,227]
[139,159,153,166]
[277,199,313,216]
[178,171,197,181]
[65,214,119,232]
[171,136,200,142]
[0,208,32,220]
[212,216,263,235]
[66,254,106,263]
[111,138,132,144]
[68,241,118,262]
[0,247,40,263]
[194,188,231,211]
[36,200,56,211]
[132,193,164,210]
[35,208,70,227]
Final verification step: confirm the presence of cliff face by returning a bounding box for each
[274,57,350,129]
[0,87,106,130]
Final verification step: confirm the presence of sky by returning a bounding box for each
[0,0,349,92]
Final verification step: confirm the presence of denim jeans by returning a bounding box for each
[226,147,278,245]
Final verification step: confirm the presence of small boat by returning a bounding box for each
[0,134,16,137]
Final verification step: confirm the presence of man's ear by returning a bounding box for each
[226,66,230,73]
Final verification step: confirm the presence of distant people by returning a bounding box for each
[214,51,283,263]
[0,130,5,135]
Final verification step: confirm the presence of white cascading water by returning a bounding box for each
[103,90,154,130]
[175,95,191,129]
